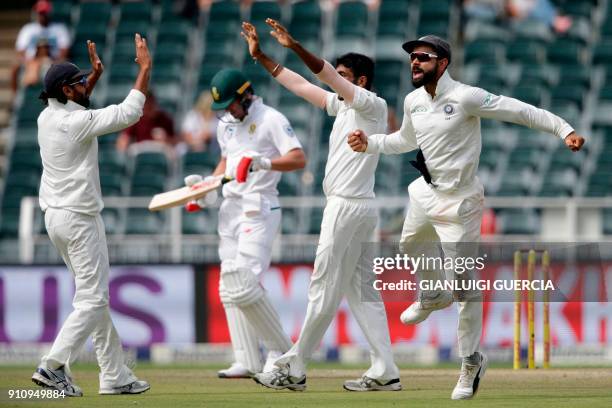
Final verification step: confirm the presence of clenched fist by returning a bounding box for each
[348,129,368,152]
[564,132,585,152]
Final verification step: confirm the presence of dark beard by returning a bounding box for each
[74,94,91,108]
[411,68,437,88]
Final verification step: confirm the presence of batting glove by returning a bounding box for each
[249,154,272,171]
[184,175,218,212]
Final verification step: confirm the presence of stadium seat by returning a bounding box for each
[419,0,452,22]
[547,39,583,65]
[130,173,167,196]
[511,85,546,106]
[182,151,218,176]
[182,210,217,234]
[602,209,612,235]
[506,40,546,64]
[497,209,540,234]
[125,209,164,235]
[49,0,72,25]
[132,152,169,176]
[464,40,504,64]
[593,40,612,65]
[335,1,369,39]
[101,208,122,234]
[79,1,112,23]
[100,173,124,196]
[119,0,152,23]
[289,0,322,43]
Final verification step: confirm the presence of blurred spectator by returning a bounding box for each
[464,0,572,33]
[20,38,53,88]
[178,91,219,154]
[463,0,506,20]
[11,0,70,93]
[116,92,176,152]
[507,0,572,34]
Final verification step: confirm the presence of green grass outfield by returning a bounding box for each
[0,363,611,408]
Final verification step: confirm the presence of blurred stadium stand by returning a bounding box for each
[0,0,611,264]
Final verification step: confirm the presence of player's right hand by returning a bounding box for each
[184,175,218,212]
[348,129,368,153]
[241,22,262,60]
[134,33,151,70]
[266,18,296,48]
[87,40,103,76]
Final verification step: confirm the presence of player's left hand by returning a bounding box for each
[564,132,585,152]
[241,22,262,60]
[266,18,297,48]
[87,40,104,76]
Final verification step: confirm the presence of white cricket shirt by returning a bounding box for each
[366,71,575,193]
[217,98,303,198]
[38,90,146,215]
[324,86,387,198]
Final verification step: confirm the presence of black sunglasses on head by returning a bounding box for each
[409,52,438,62]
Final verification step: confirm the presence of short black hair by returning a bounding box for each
[335,53,375,90]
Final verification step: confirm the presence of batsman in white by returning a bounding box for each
[184,68,306,378]
[241,19,401,392]
[348,35,585,400]
[32,35,152,396]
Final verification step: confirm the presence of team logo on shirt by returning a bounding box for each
[444,104,454,115]
[284,125,295,137]
[249,123,257,134]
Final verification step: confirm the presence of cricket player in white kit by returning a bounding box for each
[348,35,585,399]
[241,19,401,391]
[184,68,306,378]
[31,35,153,396]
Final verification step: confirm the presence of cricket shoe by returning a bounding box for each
[400,290,453,324]
[263,351,283,373]
[100,380,150,395]
[217,362,253,379]
[253,367,306,391]
[451,352,488,400]
[31,366,83,397]
[343,376,402,392]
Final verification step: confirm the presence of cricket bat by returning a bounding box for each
[148,175,233,211]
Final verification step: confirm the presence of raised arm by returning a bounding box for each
[461,87,585,151]
[266,18,357,104]
[70,34,151,140]
[84,40,103,96]
[241,21,329,108]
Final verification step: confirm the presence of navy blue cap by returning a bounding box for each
[43,62,90,95]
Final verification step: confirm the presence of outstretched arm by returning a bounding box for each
[266,18,357,104]
[462,87,585,151]
[348,96,418,155]
[241,21,329,108]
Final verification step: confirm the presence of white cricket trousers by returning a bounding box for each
[401,177,485,358]
[41,209,135,388]
[277,196,399,381]
[218,195,291,373]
